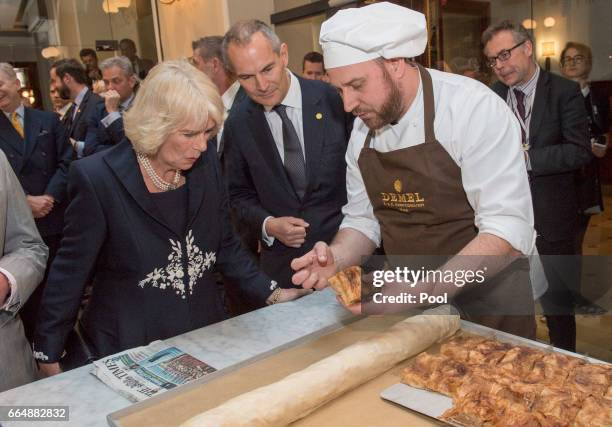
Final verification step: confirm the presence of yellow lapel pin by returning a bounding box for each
[315,112,323,120]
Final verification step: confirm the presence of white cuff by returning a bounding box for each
[478,218,536,256]
[0,267,18,311]
[262,216,275,247]
[101,111,121,128]
[339,216,381,247]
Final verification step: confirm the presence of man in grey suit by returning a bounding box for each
[0,150,48,392]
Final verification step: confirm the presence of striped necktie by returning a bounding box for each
[11,111,24,138]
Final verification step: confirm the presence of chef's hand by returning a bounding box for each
[38,362,62,378]
[337,295,362,315]
[291,241,337,290]
[266,217,309,248]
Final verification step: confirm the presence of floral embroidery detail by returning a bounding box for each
[33,350,49,361]
[138,230,216,298]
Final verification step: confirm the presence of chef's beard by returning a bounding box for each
[355,65,403,130]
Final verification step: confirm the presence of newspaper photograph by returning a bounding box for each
[92,340,216,402]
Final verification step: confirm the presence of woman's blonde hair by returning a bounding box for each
[123,60,223,155]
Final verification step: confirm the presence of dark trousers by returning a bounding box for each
[536,236,578,352]
[20,233,62,344]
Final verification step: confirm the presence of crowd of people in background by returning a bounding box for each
[0,2,609,395]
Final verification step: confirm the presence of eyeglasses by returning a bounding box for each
[486,40,526,68]
[561,55,585,66]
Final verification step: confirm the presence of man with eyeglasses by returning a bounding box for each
[483,21,592,352]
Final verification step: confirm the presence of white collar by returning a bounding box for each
[121,93,135,110]
[74,86,89,106]
[3,103,25,120]
[264,70,301,112]
[221,81,241,111]
[58,103,71,117]
[581,85,590,97]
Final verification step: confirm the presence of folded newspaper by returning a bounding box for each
[91,340,216,402]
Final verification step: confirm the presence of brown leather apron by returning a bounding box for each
[357,65,535,339]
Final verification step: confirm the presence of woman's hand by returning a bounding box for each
[38,362,62,378]
[268,287,313,305]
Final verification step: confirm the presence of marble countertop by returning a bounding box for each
[0,289,353,427]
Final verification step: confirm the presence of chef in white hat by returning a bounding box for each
[292,2,540,338]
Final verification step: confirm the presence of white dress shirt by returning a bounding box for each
[341,68,536,256]
[217,80,242,151]
[261,71,305,245]
[57,103,71,120]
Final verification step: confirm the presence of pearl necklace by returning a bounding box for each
[136,152,181,191]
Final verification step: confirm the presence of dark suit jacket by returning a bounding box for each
[63,89,104,143]
[82,101,129,157]
[223,77,352,287]
[0,108,72,236]
[34,140,273,363]
[492,69,592,243]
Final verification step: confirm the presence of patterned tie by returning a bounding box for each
[11,111,24,138]
[513,89,526,146]
[274,104,306,199]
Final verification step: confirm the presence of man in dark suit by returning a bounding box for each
[0,62,71,342]
[83,56,137,156]
[222,20,352,288]
[49,58,104,159]
[119,38,155,80]
[483,21,592,351]
[192,35,248,161]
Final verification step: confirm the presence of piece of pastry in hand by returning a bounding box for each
[328,265,361,306]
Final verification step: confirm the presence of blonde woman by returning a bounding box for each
[35,61,310,376]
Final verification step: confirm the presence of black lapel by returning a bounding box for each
[233,86,248,108]
[186,150,210,227]
[246,100,295,198]
[492,81,509,100]
[0,112,24,157]
[529,70,549,143]
[22,107,42,166]
[299,77,324,196]
[104,141,177,235]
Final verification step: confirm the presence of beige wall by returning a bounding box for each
[53,0,80,58]
[275,13,325,74]
[274,0,312,13]
[154,0,277,60]
[50,0,155,63]
[226,0,275,25]
[156,0,226,60]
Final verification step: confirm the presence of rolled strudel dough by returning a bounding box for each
[180,309,459,427]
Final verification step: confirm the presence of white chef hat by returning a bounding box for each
[319,2,428,69]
